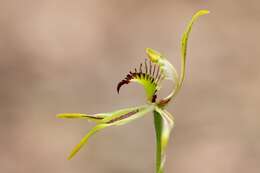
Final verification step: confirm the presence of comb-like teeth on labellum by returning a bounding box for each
[117,59,164,102]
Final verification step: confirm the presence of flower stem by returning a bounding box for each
[153,111,164,173]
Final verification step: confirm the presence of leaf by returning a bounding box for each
[154,107,175,173]
[67,104,155,160]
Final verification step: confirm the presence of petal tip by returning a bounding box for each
[195,10,210,17]
[56,114,63,118]
[199,9,210,14]
[67,155,73,160]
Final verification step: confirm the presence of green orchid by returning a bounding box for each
[57,10,209,173]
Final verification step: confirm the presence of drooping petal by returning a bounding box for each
[154,107,174,173]
[68,123,109,160]
[67,104,155,160]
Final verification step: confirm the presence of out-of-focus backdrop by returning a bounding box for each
[0,0,259,173]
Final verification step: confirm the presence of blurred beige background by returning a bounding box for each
[0,0,259,173]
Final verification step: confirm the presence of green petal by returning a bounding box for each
[107,104,155,126]
[56,113,106,123]
[159,10,209,105]
[154,107,174,173]
[67,104,155,160]
[56,106,148,123]
[178,10,209,93]
[68,123,109,160]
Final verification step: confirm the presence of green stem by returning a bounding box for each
[153,111,163,173]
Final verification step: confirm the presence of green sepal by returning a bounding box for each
[108,104,155,126]
[56,113,106,123]
[66,104,155,160]
[99,104,151,123]
[176,10,209,95]
[68,124,109,160]
[159,10,209,103]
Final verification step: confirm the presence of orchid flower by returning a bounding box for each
[57,10,209,173]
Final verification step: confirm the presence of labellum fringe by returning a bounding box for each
[117,59,163,102]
